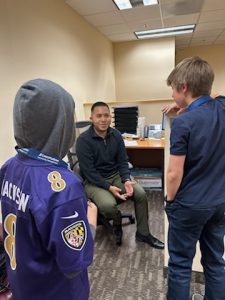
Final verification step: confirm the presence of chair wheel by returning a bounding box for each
[129,216,135,224]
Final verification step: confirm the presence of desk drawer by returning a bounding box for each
[134,176,162,189]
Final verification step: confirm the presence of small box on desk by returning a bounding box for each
[130,168,162,190]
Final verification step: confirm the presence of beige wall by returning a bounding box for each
[84,99,174,124]
[84,37,176,123]
[113,37,175,100]
[176,44,225,95]
[0,0,115,164]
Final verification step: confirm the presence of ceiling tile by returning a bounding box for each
[196,20,225,31]
[84,11,124,26]
[199,9,225,23]
[161,0,204,17]
[108,32,137,42]
[98,23,130,35]
[160,0,177,3]
[191,36,217,44]
[175,33,193,41]
[215,30,225,41]
[163,13,199,27]
[65,0,117,15]
[193,29,223,38]
[215,36,225,42]
[127,18,163,31]
[202,0,225,11]
[190,41,214,47]
[120,5,161,22]
[218,30,225,37]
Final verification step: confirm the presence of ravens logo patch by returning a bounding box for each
[61,221,87,250]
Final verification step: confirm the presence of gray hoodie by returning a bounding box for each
[13,79,96,240]
[13,78,75,159]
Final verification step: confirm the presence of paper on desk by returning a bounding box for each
[122,133,139,139]
[124,140,138,146]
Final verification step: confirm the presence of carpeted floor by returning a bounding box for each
[88,191,205,300]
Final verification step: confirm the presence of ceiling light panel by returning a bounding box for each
[143,0,158,5]
[113,0,158,10]
[113,0,132,10]
[135,24,195,39]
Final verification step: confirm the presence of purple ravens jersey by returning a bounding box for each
[0,153,94,300]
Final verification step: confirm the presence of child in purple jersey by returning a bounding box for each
[0,79,97,300]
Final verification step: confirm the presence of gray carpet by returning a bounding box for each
[88,191,205,300]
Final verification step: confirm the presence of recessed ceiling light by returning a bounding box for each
[113,0,132,10]
[113,0,158,11]
[135,24,195,39]
[143,0,158,5]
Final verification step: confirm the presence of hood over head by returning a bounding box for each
[13,79,75,159]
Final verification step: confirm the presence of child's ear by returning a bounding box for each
[181,84,188,94]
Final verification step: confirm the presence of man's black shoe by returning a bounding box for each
[136,232,164,249]
[113,225,123,246]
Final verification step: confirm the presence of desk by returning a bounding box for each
[125,138,165,169]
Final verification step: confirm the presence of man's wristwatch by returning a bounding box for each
[164,195,174,203]
[122,178,131,183]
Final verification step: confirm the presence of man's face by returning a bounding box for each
[91,106,111,132]
[171,85,187,108]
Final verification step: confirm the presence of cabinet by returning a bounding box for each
[125,138,164,190]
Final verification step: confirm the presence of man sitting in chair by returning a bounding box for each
[76,101,164,249]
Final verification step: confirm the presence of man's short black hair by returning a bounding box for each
[91,101,109,113]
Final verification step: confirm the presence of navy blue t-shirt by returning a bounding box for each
[170,96,225,208]
[0,153,94,300]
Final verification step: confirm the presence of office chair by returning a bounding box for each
[67,121,135,234]
[67,121,92,172]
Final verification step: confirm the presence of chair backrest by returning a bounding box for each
[67,121,92,172]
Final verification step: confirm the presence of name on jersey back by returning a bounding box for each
[1,180,30,212]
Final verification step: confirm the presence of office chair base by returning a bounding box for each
[122,214,135,224]
[97,212,135,246]
[97,214,113,232]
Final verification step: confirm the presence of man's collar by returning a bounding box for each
[89,125,114,138]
